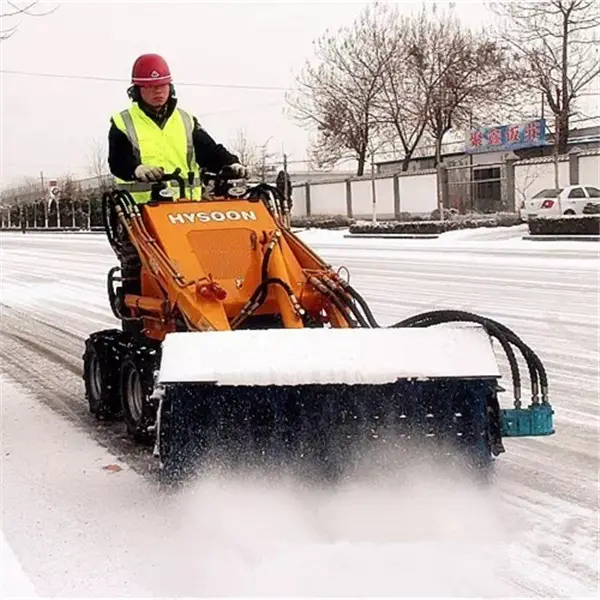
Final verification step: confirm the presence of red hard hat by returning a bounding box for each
[131,53,172,86]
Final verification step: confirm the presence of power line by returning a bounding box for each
[0,69,290,92]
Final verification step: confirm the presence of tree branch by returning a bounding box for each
[1,1,58,40]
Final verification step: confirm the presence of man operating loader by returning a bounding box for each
[108,53,247,202]
[107,53,247,334]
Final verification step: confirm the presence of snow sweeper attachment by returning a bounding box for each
[83,167,554,481]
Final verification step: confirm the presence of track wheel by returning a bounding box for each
[120,349,158,444]
[83,331,125,420]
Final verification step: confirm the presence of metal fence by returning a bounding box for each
[445,162,508,213]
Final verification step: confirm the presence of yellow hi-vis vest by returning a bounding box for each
[111,102,202,203]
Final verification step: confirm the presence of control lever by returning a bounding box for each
[188,171,195,200]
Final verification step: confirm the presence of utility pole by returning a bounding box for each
[469,111,474,212]
[41,171,51,228]
[40,170,45,229]
[371,152,377,224]
[283,152,291,227]
[283,152,289,197]
[554,86,561,214]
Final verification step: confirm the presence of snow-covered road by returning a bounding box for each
[1,226,598,597]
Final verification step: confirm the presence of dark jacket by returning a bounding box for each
[108,96,240,181]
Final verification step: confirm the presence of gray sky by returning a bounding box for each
[0,0,370,186]
[1,1,597,188]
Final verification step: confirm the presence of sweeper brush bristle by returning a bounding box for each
[155,378,499,482]
[153,327,502,482]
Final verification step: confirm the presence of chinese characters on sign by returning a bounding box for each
[465,119,547,153]
[487,128,502,146]
[470,130,483,148]
[507,125,520,144]
[525,120,541,142]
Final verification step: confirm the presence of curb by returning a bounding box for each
[522,235,599,242]
[344,233,440,239]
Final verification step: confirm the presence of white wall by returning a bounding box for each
[351,178,395,218]
[580,154,600,188]
[514,158,570,206]
[290,151,598,218]
[472,151,508,166]
[309,181,347,215]
[290,185,306,218]
[398,172,437,214]
[291,171,438,218]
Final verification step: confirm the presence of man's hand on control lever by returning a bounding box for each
[226,163,248,179]
[135,164,165,182]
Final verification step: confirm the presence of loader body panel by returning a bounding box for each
[138,199,325,335]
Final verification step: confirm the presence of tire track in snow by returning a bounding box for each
[1,230,598,596]
[0,306,158,477]
[308,232,599,596]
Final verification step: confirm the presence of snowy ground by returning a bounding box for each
[1,225,598,597]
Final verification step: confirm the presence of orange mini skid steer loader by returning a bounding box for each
[83,167,554,481]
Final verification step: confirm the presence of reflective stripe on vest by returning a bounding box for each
[177,109,194,173]
[111,103,201,203]
[119,110,141,164]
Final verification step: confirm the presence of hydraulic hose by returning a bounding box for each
[233,243,308,329]
[102,189,136,256]
[310,284,543,404]
[394,310,546,392]
[308,276,358,327]
[315,276,370,328]
[392,310,546,404]
[342,283,381,328]
[311,276,546,403]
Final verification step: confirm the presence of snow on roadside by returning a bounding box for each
[0,530,38,598]
[2,222,597,254]
[1,375,158,598]
[295,223,599,253]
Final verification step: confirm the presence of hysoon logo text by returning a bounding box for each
[168,210,258,225]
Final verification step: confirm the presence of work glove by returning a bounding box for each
[134,164,164,182]
[227,163,248,179]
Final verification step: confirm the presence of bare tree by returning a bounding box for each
[370,4,522,170]
[410,5,516,165]
[230,129,258,169]
[254,139,277,181]
[0,1,58,40]
[229,129,276,180]
[373,6,464,171]
[87,138,111,189]
[84,138,110,229]
[489,0,600,154]
[286,2,392,176]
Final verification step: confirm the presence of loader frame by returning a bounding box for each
[82,168,554,482]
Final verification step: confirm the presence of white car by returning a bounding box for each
[520,185,600,220]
